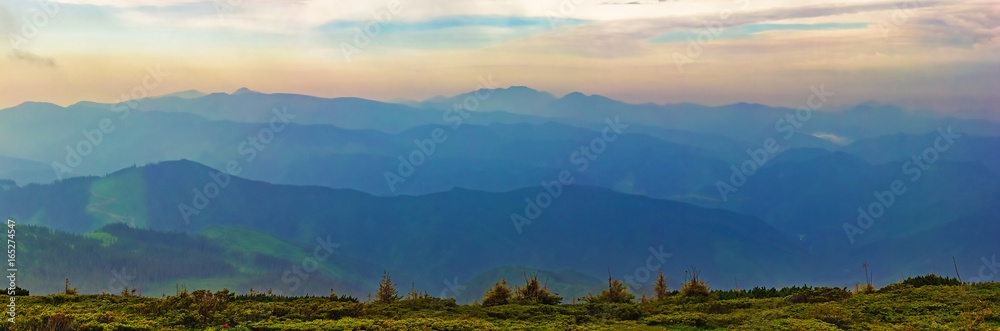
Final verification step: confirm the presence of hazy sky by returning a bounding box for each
[0,0,997,117]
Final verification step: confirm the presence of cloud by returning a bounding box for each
[812,132,852,145]
[906,1,1000,48]
[9,49,56,67]
[319,15,583,31]
[318,15,590,51]
[519,1,947,54]
[649,22,869,43]
[0,1,57,67]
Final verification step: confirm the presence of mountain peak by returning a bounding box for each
[469,85,546,97]
[9,101,63,112]
[232,87,261,95]
[504,86,540,93]
[560,91,617,104]
[160,90,208,99]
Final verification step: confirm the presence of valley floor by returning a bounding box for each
[4,283,999,330]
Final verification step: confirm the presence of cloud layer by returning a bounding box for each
[0,0,996,118]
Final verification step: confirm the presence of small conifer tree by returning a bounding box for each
[375,271,400,303]
[654,270,670,300]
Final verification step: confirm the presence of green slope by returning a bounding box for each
[15,224,381,297]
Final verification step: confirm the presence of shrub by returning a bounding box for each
[7,286,29,296]
[714,285,814,300]
[787,287,851,303]
[644,312,709,326]
[120,286,138,297]
[511,274,562,305]
[396,296,458,313]
[43,313,74,331]
[880,274,962,292]
[582,275,634,304]
[680,267,712,300]
[482,278,512,307]
[62,279,77,295]
[327,289,361,303]
[191,288,235,323]
[586,302,642,321]
[402,283,420,300]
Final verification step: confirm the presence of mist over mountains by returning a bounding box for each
[2,87,998,299]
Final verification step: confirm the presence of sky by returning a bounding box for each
[0,0,997,118]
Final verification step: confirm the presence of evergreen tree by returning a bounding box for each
[375,271,400,304]
[653,270,669,300]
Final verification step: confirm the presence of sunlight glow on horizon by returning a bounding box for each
[0,0,997,118]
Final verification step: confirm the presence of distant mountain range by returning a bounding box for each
[2,88,997,197]
[1,87,997,299]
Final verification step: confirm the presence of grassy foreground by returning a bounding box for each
[3,282,999,330]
